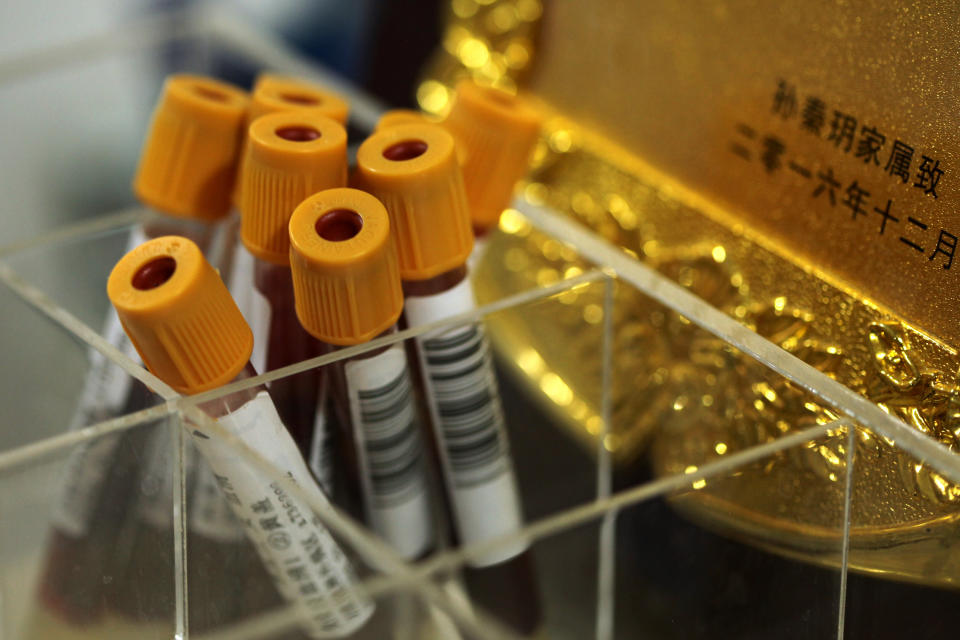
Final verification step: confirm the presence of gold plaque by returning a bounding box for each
[528,1,960,347]
[420,0,960,585]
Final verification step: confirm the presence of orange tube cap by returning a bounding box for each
[240,112,347,265]
[107,236,253,394]
[133,75,249,221]
[375,109,428,131]
[356,123,473,280]
[443,80,541,231]
[251,73,350,125]
[289,188,403,345]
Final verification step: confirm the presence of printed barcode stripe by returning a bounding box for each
[422,324,509,487]
[355,363,426,507]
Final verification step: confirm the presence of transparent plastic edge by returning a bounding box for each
[0,246,602,639]
[189,418,845,640]
[181,269,605,408]
[0,206,147,260]
[595,275,615,640]
[0,252,603,472]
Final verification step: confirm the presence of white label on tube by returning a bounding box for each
[190,458,244,542]
[71,224,148,420]
[136,425,179,530]
[402,275,475,330]
[89,309,140,414]
[404,280,527,567]
[228,244,270,375]
[345,347,433,559]
[309,381,334,497]
[466,233,489,276]
[189,392,374,637]
[51,226,147,536]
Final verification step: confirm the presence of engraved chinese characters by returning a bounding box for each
[733,79,955,273]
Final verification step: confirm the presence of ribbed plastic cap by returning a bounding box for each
[289,188,403,346]
[251,73,350,124]
[133,75,249,221]
[240,112,347,265]
[443,80,542,231]
[375,109,428,131]
[356,123,473,281]
[107,236,253,394]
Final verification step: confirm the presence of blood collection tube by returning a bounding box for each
[108,235,376,638]
[357,123,544,636]
[442,80,541,264]
[26,75,250,635]
[238,111,347,457]
[109,74,300,635]
[288,188,438,562]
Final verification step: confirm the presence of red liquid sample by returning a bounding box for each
[32,221,215,629]
[254,260,322,458]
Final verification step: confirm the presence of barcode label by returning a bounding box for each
[405,278,527,567]
[420,324,506,487]
[189,392,374,637]
[345,347,433,559]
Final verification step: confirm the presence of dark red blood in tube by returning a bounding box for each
[316,209,363,242]
[383,140,428,161]
[132,257,176,290]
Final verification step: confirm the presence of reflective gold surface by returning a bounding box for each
[529,0,960,347]
[428,0,960,584]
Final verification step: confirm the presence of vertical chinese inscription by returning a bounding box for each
[728,79,953,273]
